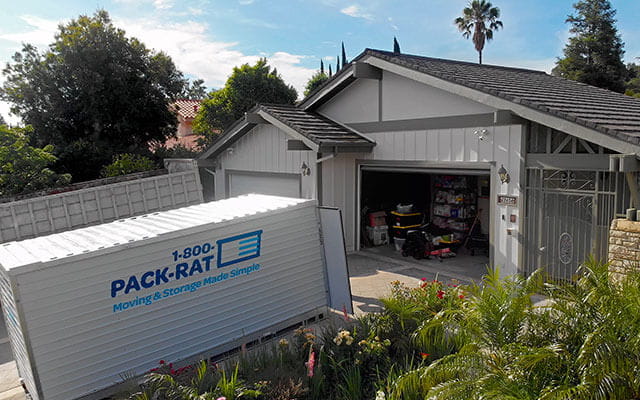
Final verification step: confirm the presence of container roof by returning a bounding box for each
[0,194,309,272]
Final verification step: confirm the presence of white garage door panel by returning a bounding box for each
[228,172,301,198]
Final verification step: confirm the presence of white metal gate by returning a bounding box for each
[524,169,628,281]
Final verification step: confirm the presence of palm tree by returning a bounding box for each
[454,0,503,64]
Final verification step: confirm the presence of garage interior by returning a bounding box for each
[360,169,491,269]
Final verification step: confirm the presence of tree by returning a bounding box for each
[393,37,401,54]
[625,63,640,98]
[193,58,297,145]
[553,0,627,93]
[1,10,186,182]
[304,71,329,97]
[182,78,207,100]
[341,42,347,67]
[454,0,503,64]
[0,125,71,197]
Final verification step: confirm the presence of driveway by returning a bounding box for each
[347,247,489,315]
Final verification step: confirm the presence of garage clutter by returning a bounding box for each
[362,173,489,260]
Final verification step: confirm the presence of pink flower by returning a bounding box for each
[305,351,316,377]
[342,304,350,322]
[217,397,227,400]
[421,277,427,282]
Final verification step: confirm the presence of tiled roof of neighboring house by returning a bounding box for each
[258,104,375,148]
[363,49,640,145]
[172,99,202,119]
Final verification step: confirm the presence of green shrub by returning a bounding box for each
[0,125,71,196]
[101,153,156,177]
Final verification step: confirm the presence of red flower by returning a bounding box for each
[421,277,427,282]
[306,351,316,377]
[420,352,430,360]
[159,360,165,365]
[436,290,445,299]
[459,294,464,299]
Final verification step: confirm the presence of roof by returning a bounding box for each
[171,99,202,119]
[257,104,374,148]
[0,194,308,272]
[361,49,640,146]
[199,103,375,159]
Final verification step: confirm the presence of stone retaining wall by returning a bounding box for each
[608,218,640,274]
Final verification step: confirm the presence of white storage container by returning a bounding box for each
[0,194,351,400]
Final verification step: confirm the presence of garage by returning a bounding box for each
[359,166,492,267]
[226,170,301,198]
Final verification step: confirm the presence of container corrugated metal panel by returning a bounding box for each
[0,269,38,397]
[0,195,327,400]
[0,170,203,243]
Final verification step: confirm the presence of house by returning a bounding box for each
[164,99,203,150]
[198,48,640,280]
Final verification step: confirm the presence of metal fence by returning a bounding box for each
[523,168,629,281]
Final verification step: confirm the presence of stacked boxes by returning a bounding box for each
[366,211,389,246]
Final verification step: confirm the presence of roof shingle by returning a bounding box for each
[257,104,374,148]
[172,99,201,119]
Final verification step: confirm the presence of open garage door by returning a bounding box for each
[358,164,493,272]
[227,171,301,198]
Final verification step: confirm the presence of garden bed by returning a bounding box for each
[119,261,640,400]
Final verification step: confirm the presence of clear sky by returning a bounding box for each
[1,0,639,123]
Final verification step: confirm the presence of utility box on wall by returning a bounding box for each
[0,194,351,400]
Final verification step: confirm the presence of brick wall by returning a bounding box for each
[608,218,640,274]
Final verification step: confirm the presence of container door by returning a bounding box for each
[318,207,353,314]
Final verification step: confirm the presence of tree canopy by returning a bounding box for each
[553,0,627,93]
[304,71,329,97]
[0,125,71,197]
[1,10,186,181]
[625,63,640,98]
[193,58,297,145]
[454,0,503,64]
[182,79,208,100]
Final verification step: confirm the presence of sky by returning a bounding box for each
[0,0,639,124]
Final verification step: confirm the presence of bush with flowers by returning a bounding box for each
[122,260,640,400]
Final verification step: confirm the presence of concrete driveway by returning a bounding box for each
[347,247,489,315]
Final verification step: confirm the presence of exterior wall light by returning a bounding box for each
[301,162,311,176]
[474,128,489,141]
[498,164,510,184]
